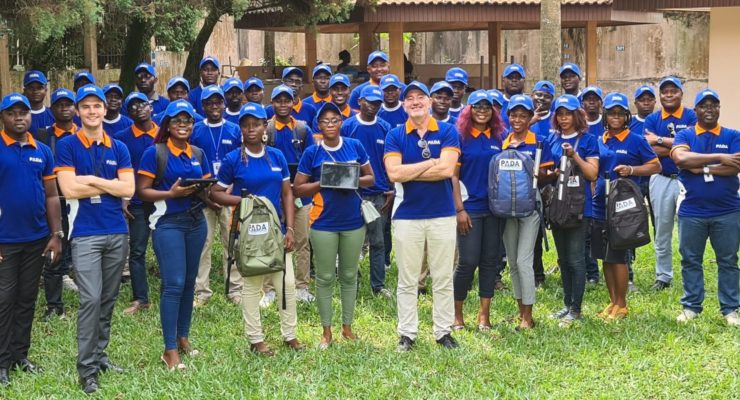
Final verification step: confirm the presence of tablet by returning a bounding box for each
[179,178,217,188]
[320,162,360,190]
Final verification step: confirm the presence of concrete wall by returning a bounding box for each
[709,7,740,128]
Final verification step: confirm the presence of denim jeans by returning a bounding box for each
[152,211,207,350]
[363,194,388,291]
[678,211,740,316]
[584,218,600,281]
[552,220,587,313]
[453,213,504,301]
[128,204,151,304]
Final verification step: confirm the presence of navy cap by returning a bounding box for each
[102,83,124,96]
[580,86,604,101]
[533,80,556,96]
[23,70,48,86]
[282,67,304,79]
[329,74,350,88]
[75,85,107,105]
[222,77,244,93]
[634,85,656,100]
[199,56,221,70]
[200,85,225,102]
[271,85,295,101]
[317,102,343,119]
[659,76,683,91]
[167,76,190,92]
[380,74,402,90]
[360,85,383,102]
[74,71,96,85]
[163,99,196,119]
[503,63,526,78]
[603,92,630,110]
[312,64,332,77]
[445,67,469,85]
[51,88,75,105]
[123,92,149,111]
[367,51,389,64]
[402,81,430,98]
[239,102,267,122]
[0,93,31,111]
[553,94,581,111]
[134,62,156,77]
[487,89,505,107]
[559,63,582,77]
[468,90,492,106]
[694,88,720,107]
[430,81,454,96]
[244,77,264,90]
[507,94,535,113]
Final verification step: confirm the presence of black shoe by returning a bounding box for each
[43,306,64,322]
[0,368,9,386]
[397,336,415,352]
[79,375,98,394]
[12,359,42,374]
[417,287,427,296]
[100,361,125,374]
[436,334,459,349]
[651,280,671,291]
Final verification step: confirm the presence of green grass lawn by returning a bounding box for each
[2,233,738,399]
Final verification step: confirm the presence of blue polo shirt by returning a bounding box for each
[216,146,289,223]
[311,104,356,132]
[384,119,461,220]
[114,123,158,206]
[630,115,649,186]
[268,117,316,206]
[266,98,317,125]
[39,124,77,151]
[30,107,55,136]
[349,80,379,110]
[54,132,133,238]
[0,132,56,243]
[189,119,241,174]
[303,92,332,109]
[546,132,600,218]
[502,131,555,168]
[586,116,603,137]
[104,114,133,137]
[531,112,555,141]
[377,103,408,128]
[459,128,503,214]
[643,106,697,176]
[434,114,458,127]
[138,140,212,228]
[672,125,740,218]
[298,137,369,232]
[341,114,391,195]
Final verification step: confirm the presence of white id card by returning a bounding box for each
[567,176,580,187]
[90,196,102,204]
[704,173,714,183]
[212,161,221,176]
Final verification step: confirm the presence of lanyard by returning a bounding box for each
[207,123,225,161]
[87,143,105,177]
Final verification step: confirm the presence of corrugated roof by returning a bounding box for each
[374,0,613,5]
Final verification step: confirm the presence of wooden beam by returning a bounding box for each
[487,22,501,89]
[304,25,317,83]
[0,32,10,98]
[585,21,598,86]
[82,20,98,73]
[388,22,405,80]
[359,23,373,71]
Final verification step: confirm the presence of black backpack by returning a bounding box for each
[547,138,586,230]
[265,119,309,155]
[606,177,651,250]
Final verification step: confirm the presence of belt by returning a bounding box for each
[660,173,678,179]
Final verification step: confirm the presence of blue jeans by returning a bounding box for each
[678,211,740,316]
[152,211,207,350]
[363,194,388,292]
[552,220,587,313]
[128,205,151,304]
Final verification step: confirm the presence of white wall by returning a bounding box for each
[709,7,740,128]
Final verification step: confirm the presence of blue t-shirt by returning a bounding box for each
[459,128,503,214]
[531,112,555,142]
[643,106,697,176]
[586,116,603,137]
[303,92,331,109]
[266,98,317,126]
[449,104,465,119]
[114,123,158,206]
[546,132,600,219]
[0,132,56,243]
[267,118,317,207]
[189,119,242,175]
[434,114,458,127]
[384,119,461,220]
[298,137,369,232]
[138,140,212,228]
[30,107,55,136]
[377,103,408,128]
[341,115,391,195]
[189,85,205,116]
[104,114,134,138]
[224,108,241,126]
[54,132,133,238]
[672,125,740,218]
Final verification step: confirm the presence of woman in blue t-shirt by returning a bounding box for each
[136,100,212,370]
[210,103,303,355]
[547,95,600,327]
[294,103,375,349]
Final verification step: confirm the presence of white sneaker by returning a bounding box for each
[373,288,393,299]
[259,290,276,308]
[63,275,78,292]
[724,311,740,327]
[676,309,698,323]
[296,288,315,303]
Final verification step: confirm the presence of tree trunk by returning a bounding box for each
[118,17,153,94]
[184,8,223,86]
[540,0,562,83]
[264,31,275,66]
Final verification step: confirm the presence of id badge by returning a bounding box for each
[704,173,714,183]
[567,176,580,187]
[90,195,102,204]
[294,198,303,208]
[212,161,221,176]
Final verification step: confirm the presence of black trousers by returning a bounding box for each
[0,238,46,368]
[44,197,70,309]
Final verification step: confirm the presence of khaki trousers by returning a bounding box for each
[264,204,311,291]
[241,254,297,344]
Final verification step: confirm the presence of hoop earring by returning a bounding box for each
[262,134,268,143]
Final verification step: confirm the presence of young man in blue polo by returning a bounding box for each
[303,64,333,109]
[132,62,169,116]
[244,77,265,105]
[377,74,407,128]
[266,67,317,124]
[190,85,242,306]
[153,76,205,125]
[222,77,244,125]
[0,93,62,386]
[189,56,221,116]
[114,92,159,316]
[55,85,135,394]
[582,86,604,138]
[430,81,457,125]
[530,80,556,141]
[670,89,740,326]
[23,70,55,136]
[501,64,526,110]
[445,67,468,118]
[313,73,356,131]
[349,50,390,110]
[72,71,96,92]
[102,84,133,136]
[644,76,698,291]
[559,63,582,97]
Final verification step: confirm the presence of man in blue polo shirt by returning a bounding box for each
[55,85,134,394]
[341,85,393,298]
[502,64,526,111]
[377,74,407,128]
[132,62,169,116]
[631,85,657,220]
[0,93,62,386]
[670,89,740,326]
[559,63,582,97]
[266,67,317,124]
[430,81,457,125]
[190,85,243,306]
[303,64,333,109]
[644,76,698,291]
[349,50,389,110]
[72,71,95,92]
[23,70,55,136]
[315,73,356,131]
[244,77,265,105]
[189,56,221,116]
[581,86,604,137]
[102,84,133,136]
[222,77,244,125]
[530,80,556,140]
[446,67,468,118]
[153,76,205,125]
[384,81,461,351]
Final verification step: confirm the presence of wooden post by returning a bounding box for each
[487,22,501,89]
[388,22,404,81]
[82,20,98,73]
[585,21,598,86]
[540,0,562,83]
[0,31,10,97]
[359,23,373,71]
[304,25,318,83]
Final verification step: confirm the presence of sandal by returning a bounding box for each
[452,324,466,331]
[477,324,492,332]
[284,339,304,351]
[249,342,274,357]
[160,355,186,372]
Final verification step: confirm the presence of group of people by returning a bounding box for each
[1,50,738,394]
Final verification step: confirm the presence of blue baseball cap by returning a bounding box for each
[507,94,535,113]
[329,74,350,88]
[123,92,149,111]
[317,102,343,119]
[201,85,225,103]
[634,85,656,100]
[367,51,389,64]
[74,71,96,85]
[239,102,267,122]
[282,67,304,79]
[271,85,295,101]
[603,92,630,110]
[312,64,332,77]
[360,85,383,102]
[102,83,124,96]
[503,63,526,78]
[244,77,264,90]
[134,62,156,77]
[51,88,75,105]
[1,93,31,111]
[553,94,581,111]
[75,85,107,105]
[401,81,430,98]
[445,67,469,85]
[380,74,402,90]
[163,99,196,120]
[167,76,190,92]
[430,81,454,96]
[23,70,48,86]
[694,89,720,107]
[199,56,220,70]
[487,89,505,107]
[222,77,244,93]
[559,63,582,77]
[659,76,683,91]
[468,90,492,106]
[533,80,556,96]
[580,86,604,101]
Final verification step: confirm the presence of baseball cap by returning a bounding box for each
[487,89,504,107]
[74,71,96,85]
[559,63,582,77]
[329,74,350,88]
[401,81,430,98]
[533,80,556,96]
[75,85,107,105]
[503,63,526,78]
[271,85,295,101]
[167,76,190,92]
[360,85,383,102]
[134,62,156,77]
[102,83,124,96]
[312,64,332,77]
[0,93,31,111]
[51,88,75,105]
[694,89,720,107]
[603,92,629,110]
[380,74,402,90]
[163,99,196,119]
[199,56,221,70]
[507,94,535,113]
[367,51,389,64]
[580,86,604,101]
[222,77,244,93]
[239,102,267,122]
[317,102,343,119]
[23,70,48,86]
[123,92,149,111]
[553,94,581,111]
[445,67,469,85]
[468,90,492,106]
[634,85,656,100]
[430,81,454,96]
[282,67,304,79]
[659,76,683,91]
[244,77,264,90]
[200,85,225,103]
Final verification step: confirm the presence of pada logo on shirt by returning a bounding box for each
[616,149,628,154]
[427,140,441,146]
[376,139,384,145]
[248,222,269,236]
[221,139,233,145]
[105,159,118,166]
[716,144,728,150]
[615,198,637,213]
[499,159,523,171]
[28,156,43,164]
[191,161,201,166]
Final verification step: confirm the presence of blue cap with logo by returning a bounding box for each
[694,88,720,107]
[507,94,535,113]
[23,70,48,86]
[74,71,96,85]
[580,86,604,101]
[167,76,190,92]
[603,92,629,110]
[503,63,526,78]
[222,77,244,93]
[329,74,350,88]
[282,67,304,79]
[102,83,124,96]
[244,77,264,90]
[134,62,156,77]
[312,64,332,77]
[533,80,556,96]
[239,102,267,122]
[360,85,383,102]
[1,93,31,111]
[271,84,295,101]
[402,81,430,98]
[559,63,582,77]
[430,81,454,96]
[123,92,149,111]
[634,85,656,100]
[367,50,389,64]
[468,90,492,106]
[487,89,505,107]
[317,102,343,119]
[199,56,221,70]
[445,67,469,85]
[51,88,75,105]
[164,99,196,120]
[200,85,225,103]
[553,94,581,112]
[380,74,402,90]
[75,85,107,105]
[659,76,683,91]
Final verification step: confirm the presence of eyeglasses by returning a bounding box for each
[471,103,492,112]
[284,78,303,86]
[417,139,431,159]
[171,117,194,125]
[318,118,342,126]
[128,102,150,112]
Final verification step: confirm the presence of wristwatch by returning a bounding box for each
[53,230,65,239]
[656,137,664,146]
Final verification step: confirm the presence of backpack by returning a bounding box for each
[488,149,537,218]
[153,142,205,188]
[606,178,651,250]
[547,138,586,230]
[265,119,308,154]
[234,195,285,278]
[35,127,59,155]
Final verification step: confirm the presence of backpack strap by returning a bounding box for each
[266,119,277,147]
[154,143,169,188]
[191,145,205,171]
